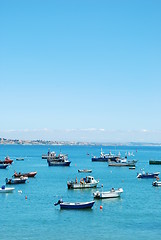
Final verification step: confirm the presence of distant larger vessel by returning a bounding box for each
[45,149,71,167]
[91,149,119,162]
[108,158,136,167]
[47,159,71,166]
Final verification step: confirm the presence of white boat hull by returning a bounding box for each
[93,188,123,199]
[0,187,15,193]
[68,182,98,189]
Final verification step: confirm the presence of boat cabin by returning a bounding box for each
[88,176,93,182]
[85,176,95,183]
[79,176,96,184]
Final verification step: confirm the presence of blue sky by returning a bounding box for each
[0,0,161,142]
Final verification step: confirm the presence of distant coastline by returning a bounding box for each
[0,137,161,146]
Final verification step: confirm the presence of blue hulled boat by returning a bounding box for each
[92,149,119,162]
[6,177,28,184]
[54,200,95,209]
[137,171,160,179]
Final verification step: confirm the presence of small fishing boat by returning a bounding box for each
[13,171,37,178]
[54,199,95,209]
[0,163,9,169]
[16,158,24,161]
[0,185,15,193]
[149,160,161,165]
[48,159,71,166]
[93,188,123,199]
[4,156,13,164]
[0,157,13,164]
[78,169,92,173]
[137,171,160,179]
[6,176,28,184]
[67,176,99,189]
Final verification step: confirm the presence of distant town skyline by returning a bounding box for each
[1,1,161,143]
[0,128,161,144]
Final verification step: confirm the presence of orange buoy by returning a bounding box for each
[100,205,103,210]
[25,196,27,200]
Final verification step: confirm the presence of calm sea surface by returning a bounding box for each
[0,144,161,240]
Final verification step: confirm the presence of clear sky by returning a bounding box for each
[0,0,161,142]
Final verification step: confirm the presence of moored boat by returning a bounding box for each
[6,176,28,184]
[108,159,136,167]
[78,169,92,173]
[47,159,71,166]
[4,156,13,164]
[137,171,160,179]
[46,149,71,166]
[149,160,161,165]
[67,176,99,189]
[0,156,13,164]
[54,199,95,209]
[13,171,37,178]
[92,149,119,162]
[93,188,123,199]
[0,185,15,193]
[16,158,24,161]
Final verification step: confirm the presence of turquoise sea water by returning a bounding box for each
[0,145,161,240]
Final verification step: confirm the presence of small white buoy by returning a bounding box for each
[18,190,22,194]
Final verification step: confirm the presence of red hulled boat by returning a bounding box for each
[13,171,37,178]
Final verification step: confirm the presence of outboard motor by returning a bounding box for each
[54,199,63,206]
